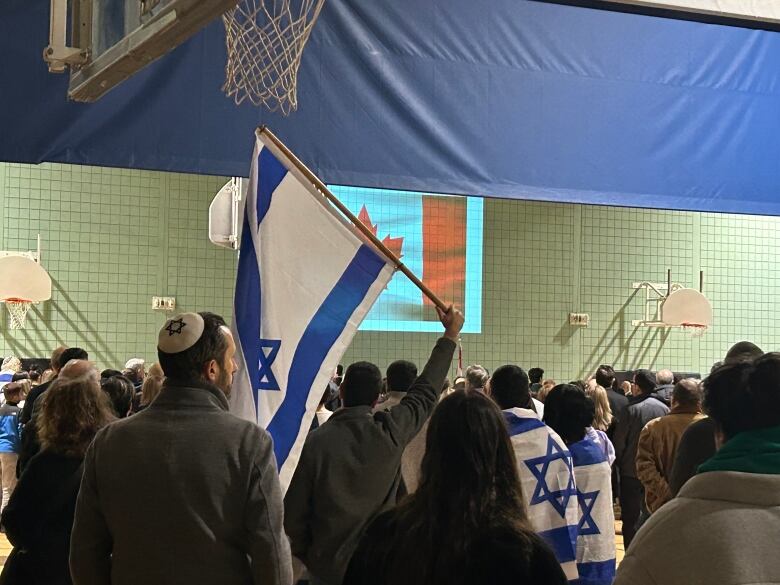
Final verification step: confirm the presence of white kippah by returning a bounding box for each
[158,313,205,354]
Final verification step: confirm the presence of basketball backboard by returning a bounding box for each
[48,0,237,102]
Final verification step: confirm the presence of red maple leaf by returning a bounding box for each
[357,205,404,259]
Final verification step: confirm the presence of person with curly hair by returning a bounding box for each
[0,361,114,585]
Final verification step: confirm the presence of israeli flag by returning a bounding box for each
[569,437,616,585]
[230,130,395,490]
[503,407,580,582]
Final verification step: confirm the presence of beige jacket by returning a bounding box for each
[636,410,706,512]
[615,471,780,585]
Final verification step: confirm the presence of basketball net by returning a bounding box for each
[681,323,707,338]
[3,298,32,330]
[222,0,326,114]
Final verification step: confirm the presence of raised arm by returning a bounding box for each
[384,305,463,445]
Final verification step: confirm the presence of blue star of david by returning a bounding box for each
[577,489,600,536]
[257,339,281,391]
[524,436,576,518]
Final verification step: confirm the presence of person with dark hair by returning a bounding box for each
[635,379,705,513]
[0,383,23,515]
[378,360,418,411]
[595,365,627,424]
[19,346,67,426]
[487,365,579,581]
[100,375,135,418]
[612,369,669,548]
[70,312,293,585]
[345,389,567,585]
[669,341,764,496]
[543,385,616,585]
[100,369,123,380]
[616,353,780,585]
[375,359,427,493]
[17,347,87,475]
[529,367,544,397]
[1,362,114,585]
[285,306,463,585]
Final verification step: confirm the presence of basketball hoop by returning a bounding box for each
[681,323,708,338]
[222,0,326,114]
[2,298,33,330]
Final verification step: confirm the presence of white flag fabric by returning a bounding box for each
[229,130,395,491]
[569,436,617,585]
[503,407,580,582]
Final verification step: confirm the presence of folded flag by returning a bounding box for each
[229,130,396,490]
[569,435,617,585]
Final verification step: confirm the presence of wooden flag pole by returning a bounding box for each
[258,126,449,312]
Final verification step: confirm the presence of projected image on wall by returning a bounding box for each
[330,186,484,333]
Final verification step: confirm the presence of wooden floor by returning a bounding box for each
[0,529,625,572]
[0,533,10,568]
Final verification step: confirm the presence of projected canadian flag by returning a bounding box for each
[358,205,404,259]
[357,197,466,312]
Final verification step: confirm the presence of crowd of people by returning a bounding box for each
[0,307,777,585]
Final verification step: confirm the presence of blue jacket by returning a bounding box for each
[0,402,21,453]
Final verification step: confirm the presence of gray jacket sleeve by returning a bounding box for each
[384,337,456,446]
[245,430,293,585]
[283,442,313,566]
[70,434,112,585]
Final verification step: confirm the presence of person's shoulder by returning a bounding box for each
[471,524,558,570]
[642,415,663,433]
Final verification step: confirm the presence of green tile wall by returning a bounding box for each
[0,162,774,380]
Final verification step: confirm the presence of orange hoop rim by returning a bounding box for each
[0,298,32,304]
[680,322,707,329]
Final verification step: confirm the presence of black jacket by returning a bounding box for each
[613,393,670,478]
[344,509,567,585]
[0,450,84,585]
[18,380,52,427]
[606,388,629,440]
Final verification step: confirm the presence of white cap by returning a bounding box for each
[158,313,205,354]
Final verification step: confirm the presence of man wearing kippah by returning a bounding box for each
[70,312,292,585]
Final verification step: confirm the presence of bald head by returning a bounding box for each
[60,359,98,382]
[671,378,702,411]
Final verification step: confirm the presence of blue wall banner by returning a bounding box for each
[3,0,780,215]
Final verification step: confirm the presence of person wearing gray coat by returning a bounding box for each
[284,305,463,585]
[69,312,293,585]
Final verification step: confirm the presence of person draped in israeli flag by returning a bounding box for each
[544,384,617,585]
[487,366,580,582]
[229,128,395,490]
